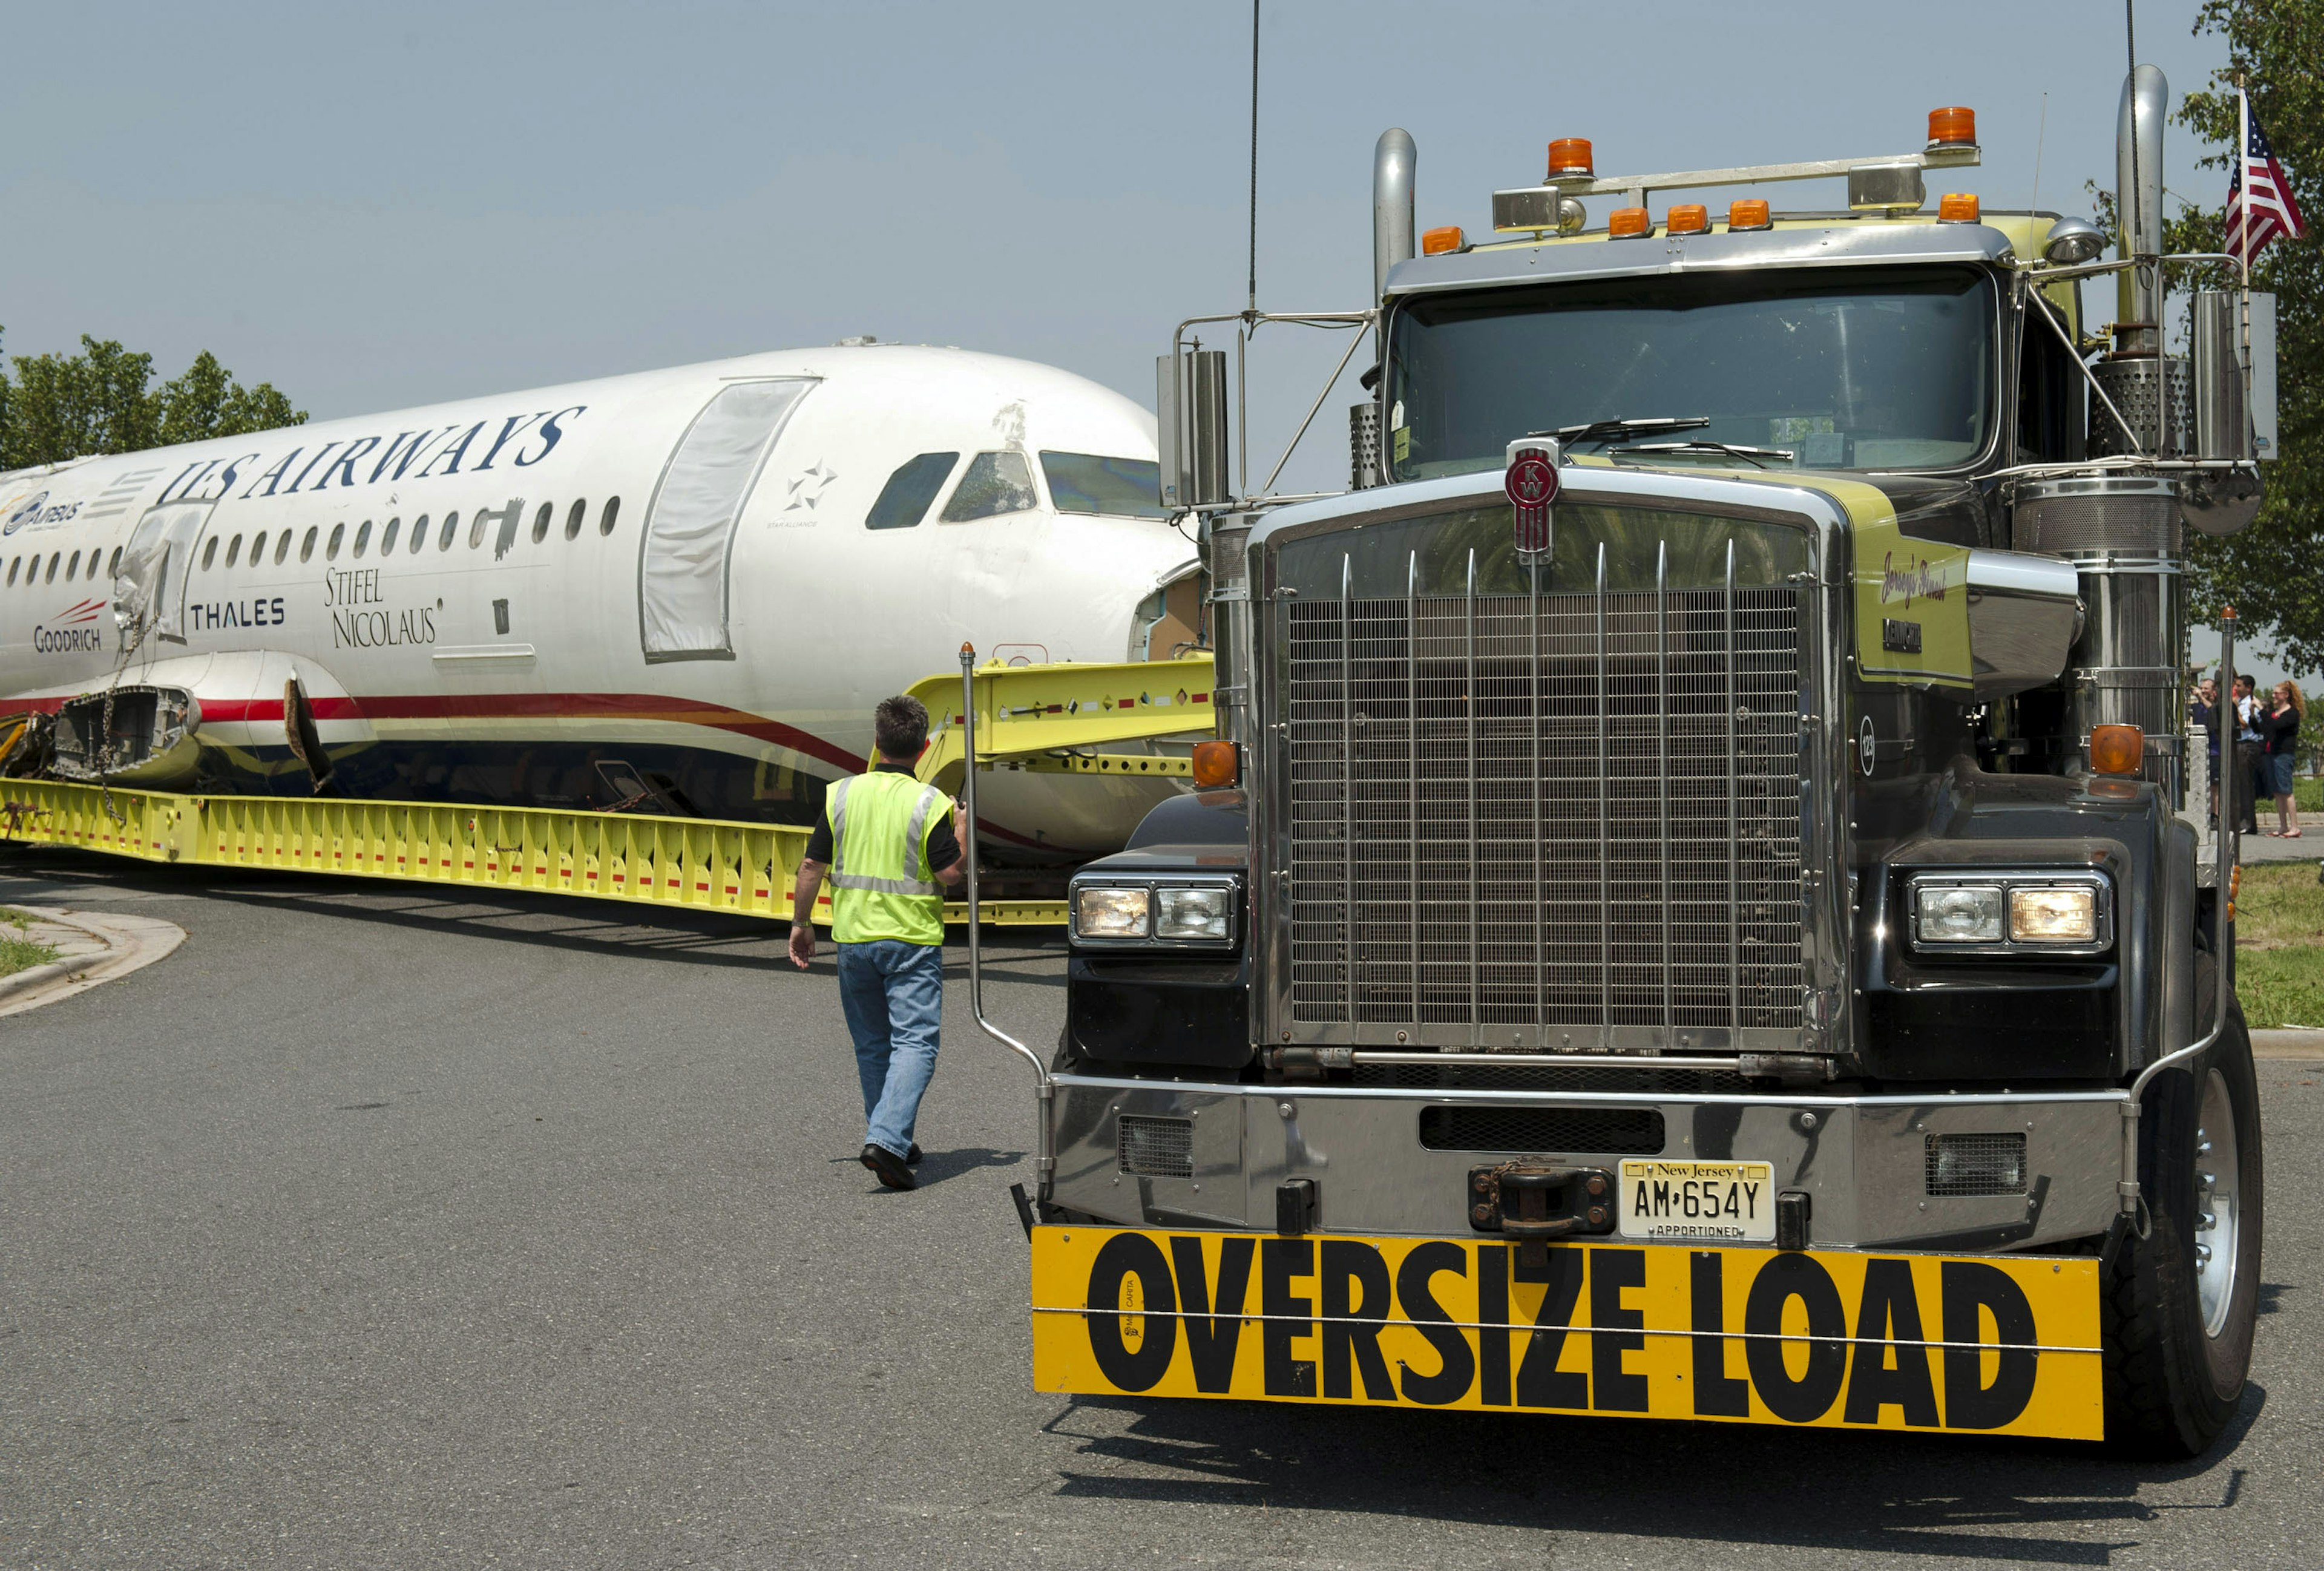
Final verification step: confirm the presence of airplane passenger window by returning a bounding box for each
[300,526,319,563]
[409,515,429,554]
[45,553,61,583]
[939,451,1038,522]
[1039,452,1168,518]
[469,511,488,549]
[353,520,372,557]
[381,518,401,554]
[249,531,267,565]
[227,535,244,567]
[108,546,121,578]
[438,513,459,551]
[202,537,218,570]
[599,496,619,536]
[532,502,553,544]
[274,532,292,565]
[3,558,15,586]
[65,551,80,581]
[326,523,344,560]
[565,499,586,540]
[866,453,957,530]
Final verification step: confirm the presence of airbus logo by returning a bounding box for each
[4,491,49,535]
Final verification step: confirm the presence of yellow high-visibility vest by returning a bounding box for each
[825,770,951,946]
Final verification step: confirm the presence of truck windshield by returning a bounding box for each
[1386,264,1995,479]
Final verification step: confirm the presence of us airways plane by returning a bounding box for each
[0,344,1203,859]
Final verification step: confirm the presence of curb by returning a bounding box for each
[2250,1028,2324,1061]
[0,905,122,1002]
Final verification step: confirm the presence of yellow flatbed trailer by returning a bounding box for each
[0,655,1214,929]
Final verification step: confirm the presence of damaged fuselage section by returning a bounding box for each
[50,686,202,786]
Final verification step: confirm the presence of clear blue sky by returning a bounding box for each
[2,1,2271,666]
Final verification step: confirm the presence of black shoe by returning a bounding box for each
[861,1143,916,1190]
[906,1143,923,1166]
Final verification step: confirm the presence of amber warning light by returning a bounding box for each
[2089,724,2145,776]
[1190,740,1239,789]
[1546,137,1594,177]
[1927,106,1978,148]
[1506,442,1560,553]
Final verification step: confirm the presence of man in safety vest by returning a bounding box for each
[788,695,968,1190]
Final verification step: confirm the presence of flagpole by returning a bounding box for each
[2239,79,2252,431]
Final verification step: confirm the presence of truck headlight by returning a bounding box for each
[1915,885,2003,944]
[1072,887,1151,939]
[1157,886,1231,940]
[1068,874,1240,948]
[1906,871,2111,954]
[2009,885,2098,943]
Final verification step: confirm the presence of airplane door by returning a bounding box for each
[638,378,816,662]
[116,500,214,646]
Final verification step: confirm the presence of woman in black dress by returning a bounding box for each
[2263,681,2305,837]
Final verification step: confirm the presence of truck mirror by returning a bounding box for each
[1157,349,1230,510]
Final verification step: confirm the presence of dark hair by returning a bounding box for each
[873,694,930,758]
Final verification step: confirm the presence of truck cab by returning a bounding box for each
[1027,91,2268,1457]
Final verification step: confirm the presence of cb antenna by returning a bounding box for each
[1247,0,1260,320]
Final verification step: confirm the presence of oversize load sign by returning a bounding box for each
[1031,1227,2102,1440]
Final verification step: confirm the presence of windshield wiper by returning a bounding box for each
[1609,439,1794,470]
[1542,415,1712,449]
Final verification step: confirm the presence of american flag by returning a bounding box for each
[2227,105,2306,262]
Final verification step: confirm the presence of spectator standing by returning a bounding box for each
[2263,680,2305,837]
[2234,675,2265,835]
[2193,676,2220,815]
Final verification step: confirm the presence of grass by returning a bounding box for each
[2233,861,2324,1028]
[0,908,58,980]
[2296,776,2323,814]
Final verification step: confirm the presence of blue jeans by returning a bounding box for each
[836,939,944,1159]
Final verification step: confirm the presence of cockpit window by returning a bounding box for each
[866,452,958,530]
[939,451,1038,522]
[1038,452,1166,518]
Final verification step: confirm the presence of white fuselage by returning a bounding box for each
[0,344,1198,856]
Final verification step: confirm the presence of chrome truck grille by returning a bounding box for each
[1284,552,1804,1052]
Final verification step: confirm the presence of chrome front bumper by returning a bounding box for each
[1050,1073,2128,1251]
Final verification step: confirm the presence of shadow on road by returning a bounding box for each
[1039,1384,2267,1564]
[0,846,1067,974]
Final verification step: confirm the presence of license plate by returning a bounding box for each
[1618,1159,1776,1242]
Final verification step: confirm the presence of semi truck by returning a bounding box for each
[973,66,2275,1456]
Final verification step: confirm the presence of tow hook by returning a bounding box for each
[1468,1161,1617,1267]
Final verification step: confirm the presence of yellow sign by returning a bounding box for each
[1031,1227,2103,1441]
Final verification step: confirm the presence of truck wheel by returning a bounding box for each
[2104,951,2264,1457]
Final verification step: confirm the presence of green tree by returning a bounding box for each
[154,350,303,450]
[0,327,304,473]
[2162,1,2323,673]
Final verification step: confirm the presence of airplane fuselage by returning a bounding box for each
[0,344,1198,858]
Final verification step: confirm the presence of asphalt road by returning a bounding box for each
[2,847,2319,1570]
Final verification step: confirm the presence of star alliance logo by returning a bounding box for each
[784,462,837,512]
